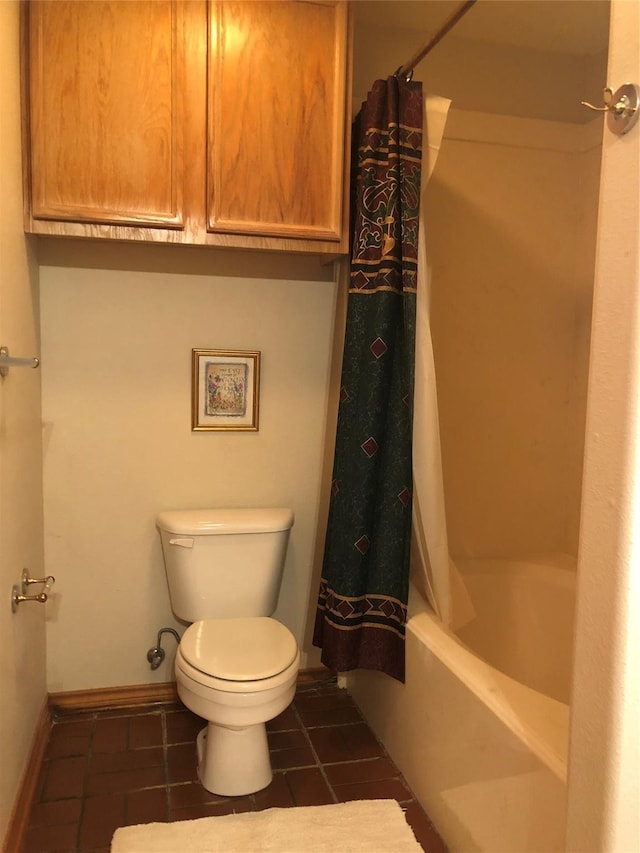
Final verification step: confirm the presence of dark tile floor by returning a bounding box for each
[23,680,448,853]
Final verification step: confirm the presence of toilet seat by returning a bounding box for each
[178,617,299,692]
[176,647,300,695]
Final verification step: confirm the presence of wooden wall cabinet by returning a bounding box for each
[22,0,351,254]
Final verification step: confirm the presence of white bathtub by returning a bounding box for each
[346,554,575,853]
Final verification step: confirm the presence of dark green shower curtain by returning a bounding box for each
[313,76,423,682]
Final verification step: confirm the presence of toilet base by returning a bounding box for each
[197,722,273,796]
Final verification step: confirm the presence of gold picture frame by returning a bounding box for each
[192,349,260,431]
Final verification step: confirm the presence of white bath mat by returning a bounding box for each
[111,799,422,852]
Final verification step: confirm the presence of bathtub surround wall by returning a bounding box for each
[427,111,601,558]
[455,555,577,705]
[354,20,605,564]
[0,0,47,845]
[40,250,336,692]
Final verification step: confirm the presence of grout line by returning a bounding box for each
[291,699,338,804]
[161,708,172,821]
[74,711,97,853]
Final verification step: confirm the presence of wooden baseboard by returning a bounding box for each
[49,667,335,716]
[48,681,179,715]
[1,697,51,853]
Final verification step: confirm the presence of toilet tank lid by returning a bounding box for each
[156,507,294,535]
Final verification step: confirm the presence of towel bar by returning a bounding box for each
[0,345,40,377]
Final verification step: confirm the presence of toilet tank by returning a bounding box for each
[156,508,294,622]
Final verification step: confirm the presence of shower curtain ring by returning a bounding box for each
[393,66,414,83]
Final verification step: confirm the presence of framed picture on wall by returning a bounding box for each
[191,349,260,431]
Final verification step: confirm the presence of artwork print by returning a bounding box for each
[192,349,260,431]
[205,362,248,417]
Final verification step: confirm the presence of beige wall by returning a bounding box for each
[39,244,337,691]
[0,1,47,844]
[567,2,640,849]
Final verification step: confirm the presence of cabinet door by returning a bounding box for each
[207,1,348,242]
[27,0,186,228]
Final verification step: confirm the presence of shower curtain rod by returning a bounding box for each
[395,0,478,79]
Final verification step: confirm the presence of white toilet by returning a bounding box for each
[156,507,300,796]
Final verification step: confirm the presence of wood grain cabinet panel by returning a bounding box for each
[207,1,347,241]
[27,0,186,228]
[22,0,351,253]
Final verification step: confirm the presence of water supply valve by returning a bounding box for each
[146,627,181,670]
[11,568,55,613]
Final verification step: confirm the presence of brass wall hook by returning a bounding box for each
[582,83,639,135]
[11,569,55,613]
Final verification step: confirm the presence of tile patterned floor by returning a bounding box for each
[23,680,448,853]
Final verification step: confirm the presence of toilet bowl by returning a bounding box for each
[157,506,299,796]
[175,616,300,795]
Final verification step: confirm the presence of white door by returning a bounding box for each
[567,2,640,850]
